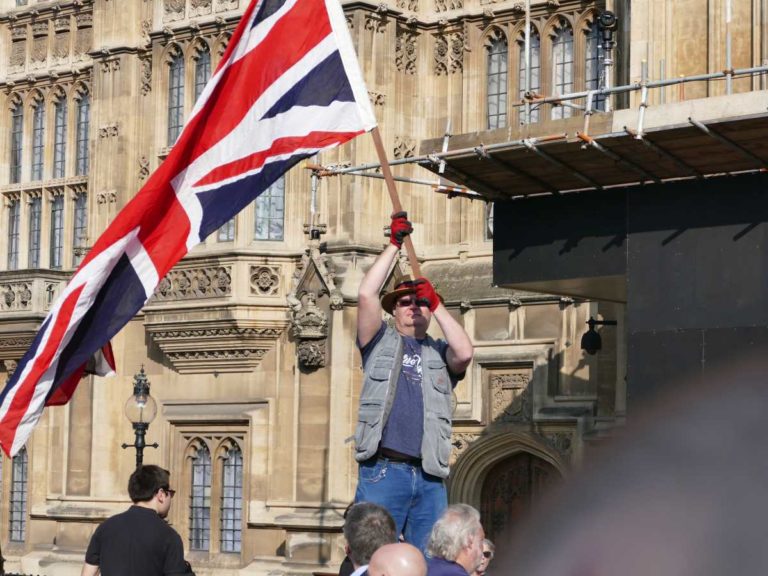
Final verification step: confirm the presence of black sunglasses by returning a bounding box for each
[396,297,429,308]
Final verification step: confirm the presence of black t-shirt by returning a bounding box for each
[85,506,190,576]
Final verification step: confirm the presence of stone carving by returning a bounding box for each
[450,31,465,73]
[140,57,152,95]
[75,15,92,56]
[297,340,326,368]
[98,123,120,138]
[153,266,232,301]
[10,39,26,68]
[490,370,532,423]
[450,432,480,464]
[368,90,386,107]
[97,191,116,204]
[215,32,231,59]
[435,0,462,10]
[542,431,572,455]
[163,0,185,22]
[190,0,213,16]
[364,7,388,34]
[31,25,48,65]
[435,30,465,75]
[250,265,280,296]
[32,21,49,37]
[394,136,416,159]
[54,17,71,32]
[44,282,60,309]
[397,0,419,10]
[1,283,33,312]
[434,34,448,75]
[290,292,329,368]
[1,360,19,378]
[167,349,267,362]
[329,289,344,311]
[141,20,152,43]
[216,0,239,12]
[139,156,150,180]
[395,28,417,74]
[152,327,283,339]
[101,58,120,73]
[53,27,70,60]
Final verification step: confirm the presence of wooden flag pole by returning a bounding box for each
[370,127,422,277]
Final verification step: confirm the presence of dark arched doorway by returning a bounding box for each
[480,452,560,541]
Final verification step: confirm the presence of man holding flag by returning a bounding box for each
[0,0,377,457]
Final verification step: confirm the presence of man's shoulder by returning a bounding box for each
[426,557,469,576]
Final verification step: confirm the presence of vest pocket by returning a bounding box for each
[436,415,452,466]
[354,403,382,453]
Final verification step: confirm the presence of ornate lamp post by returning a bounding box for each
[121,367,159,468]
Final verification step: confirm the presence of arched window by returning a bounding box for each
[217,218,235,242]
[168,51,185,146]
[50,194,64,270]
[53,99,67,178]
[486,32,508,130]
[7,197,20,270]
[220,442,243,553]
[551,21,574,119]
[9,446,28,542]
[28,195,41,268]
[189,442,211,551]
[254,175,285,241]
[194,45,211,103]
[31,101,45,181]
[585,18,606,111]
[76,92,91,175]
[10,101,23,184]
[518,28,541,123]
[73,192,88,267]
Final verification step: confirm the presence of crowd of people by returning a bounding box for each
[340,501,494,576]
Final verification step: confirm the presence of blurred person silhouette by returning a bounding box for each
[426,504,485,576]
[368,543,427,576]
[493,356,768,576]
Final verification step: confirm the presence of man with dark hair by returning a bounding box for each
[81,465,193,576]
[355,212,474,553]
[343,502,397,576]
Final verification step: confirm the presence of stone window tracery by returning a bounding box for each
[73,191,87,266]
[585,17,606,111]
[486,29,508,130]
[53,97,68,179]
[254,175,285,241]
[75,89,91,176]
[550,18,573,119]
[9,446,27,542]
[31,98,45,181]
[28,194,41,268]
[189,439,212,551]
[167,47,185,146]
[10,99,23,184]
[49,192,64,270]
[517,27,541,123]
[7,196,20,270]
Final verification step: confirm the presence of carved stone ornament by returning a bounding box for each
[98,122,120,138]
[250,265,280,296]
[53,29,70,60]
[190,0,213,16]
[435,30,464,75]
[395,28,417,74]
[435,0,463,11]
[75,26,92,56]
[140,57,152,95]
[434,34,448,75]
[297,340,326,368]
[145,320,285,373]
[490,370,532,423]
[97,190,117,204]
[450,432,480,464]
[368,90,386,107]
[31,21,49,37]
[54,17,71,32]
[11,27,27,41]
[10,39,26,68]
[364,10,387,34]
[215,0,240,12]
[139,156,150,180]
[397,0,419,10]
[394,136,416,159]
[542,431,572,455]
[290,292,328,340]
[31,34,48,65]
[152,266,231,301]
[101,58,120,73]
[1,359,19,378]
[163,0,185,22]
[1,283,33,312]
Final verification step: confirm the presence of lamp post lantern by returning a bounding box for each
[121,367,159,468]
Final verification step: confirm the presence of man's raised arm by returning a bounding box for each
[357,212,412,348]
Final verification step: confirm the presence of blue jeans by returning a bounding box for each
[354,458,447,554]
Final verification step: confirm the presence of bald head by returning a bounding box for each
[368,543,426,576]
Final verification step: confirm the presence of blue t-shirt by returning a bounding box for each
[359,323,461,458]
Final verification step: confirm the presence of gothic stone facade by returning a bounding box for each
[13,0,766,572]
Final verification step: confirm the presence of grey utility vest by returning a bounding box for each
[354,325,454,479]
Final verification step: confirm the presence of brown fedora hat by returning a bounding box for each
[380,279,419,314]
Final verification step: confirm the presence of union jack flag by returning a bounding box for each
[0,0,376,456]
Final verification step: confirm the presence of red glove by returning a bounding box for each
[413,277,440,312]
[389,211,413,248]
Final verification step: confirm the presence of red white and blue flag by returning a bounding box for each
[0,0,376,456]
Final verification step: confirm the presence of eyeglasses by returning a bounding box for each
[161,487,176,498]
[396,297,427,308]
[482,551,493,559]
